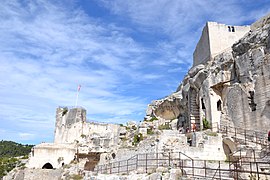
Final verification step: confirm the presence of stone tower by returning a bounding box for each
[54,107,86,143]
[193,22,250,66]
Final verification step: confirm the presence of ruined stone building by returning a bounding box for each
[27,107,121,170]
[25,14,270,175]
[146,16,270,133]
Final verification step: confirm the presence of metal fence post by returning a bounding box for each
[204,160,206,178]
[255,132,258,144]
[192,159,194,177]
[250,162,252,178]
[118,161,120,174]
[256,162,259,179]
[127,160,128,174]
[110,163,112,174]
[136,154,138,170]
[156,153,158,168]
[146,153,148,173]
[169,152,171,167]
[179,152,181,168]
[219,161,221,179]
[244,129,247,145]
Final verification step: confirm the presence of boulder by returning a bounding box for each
[149,173,162,180]
[188,64,205,78]
[169,168,182,180]
[156,167,168,173]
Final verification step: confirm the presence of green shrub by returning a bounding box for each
[206,131,218,136]
[80,134,86,138]
[203,118,211,130]
[70,174,83,180]
[158,123,171,130]
[0,157,19,178]
[145,117,158,122]
[147,129,154,135]
[21,155,28,159]
[133,133,143,145]
[62,107,68,116]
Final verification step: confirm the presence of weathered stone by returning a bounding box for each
[156,167,168,173]
[148,172,162,180]
[149,13,270,135]
[188,64,205,78]
[169,169,182,180]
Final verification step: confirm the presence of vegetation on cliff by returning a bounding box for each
[0,140,33,157]
[0,140,34,178]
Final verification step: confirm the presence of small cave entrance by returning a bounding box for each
[201,98,206,110]
[78,152,101,171]
[217,100,222,111]
[42,163,53,169]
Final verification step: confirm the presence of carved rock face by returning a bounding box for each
[147,15,270,132]
[153,98,181,120]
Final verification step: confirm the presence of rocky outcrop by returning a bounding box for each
[146,13,270,133]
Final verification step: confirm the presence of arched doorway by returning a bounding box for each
[42,163,53,169]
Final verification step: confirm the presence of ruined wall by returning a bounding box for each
[27,143,76,169]
[54,107,120,149]
[54,107,86,143]
[28,107,121,169]
[79,122,120,152]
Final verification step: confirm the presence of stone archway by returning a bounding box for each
[42,163,53,169]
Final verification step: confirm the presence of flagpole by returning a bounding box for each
[75,85,81,107]
[75,91,79,107]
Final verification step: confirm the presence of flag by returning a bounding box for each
[78,85,81,92]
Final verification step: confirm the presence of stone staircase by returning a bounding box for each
[189,91,200,130]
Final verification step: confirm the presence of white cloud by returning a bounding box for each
[19,133,35,141]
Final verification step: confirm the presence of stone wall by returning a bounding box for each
[54,107,86,143]
[27,143,76,169]
[54,107,120,150]
[193,23,211,66]
[28,107,121,169]
[193,22,250,66]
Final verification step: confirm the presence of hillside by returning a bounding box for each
[0,140,33,158]
[0,140,33,178]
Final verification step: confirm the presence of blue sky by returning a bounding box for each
[0,0,269,144]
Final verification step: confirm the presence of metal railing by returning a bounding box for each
[94,151,270,179]
[219,125,268,146]
[95,152,194,175]
[92,125,270,179]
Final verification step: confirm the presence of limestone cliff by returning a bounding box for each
[146,14,270,132]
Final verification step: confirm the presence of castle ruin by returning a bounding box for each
[12,13,270,180]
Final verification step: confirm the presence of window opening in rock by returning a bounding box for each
[217,100,222,111]
[112,153,116,159]
[248,91,257,111]
[42,163,53,169]
[201,98,206,109]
